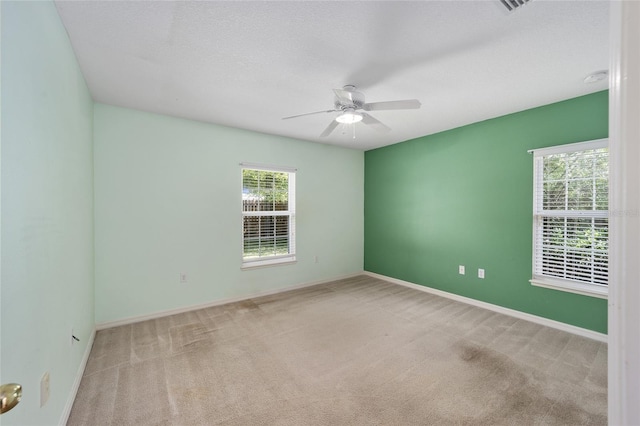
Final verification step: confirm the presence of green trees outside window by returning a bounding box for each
[242,169,294,261]
[534,143,609,289]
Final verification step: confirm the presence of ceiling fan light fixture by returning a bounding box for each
[284,86,419,137]
[336,110,363,124]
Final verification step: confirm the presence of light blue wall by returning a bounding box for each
[93,104,364,324]
[1,1,95,425]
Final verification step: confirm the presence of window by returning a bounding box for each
[530,139,608,298]
[241,163,296,268]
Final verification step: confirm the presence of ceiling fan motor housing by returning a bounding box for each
[335,85,365,110]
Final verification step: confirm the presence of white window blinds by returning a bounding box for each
[241,164,296,268]
[531,139,608,296]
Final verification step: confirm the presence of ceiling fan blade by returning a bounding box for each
[363,99,421,111]
[361,113,391,133]
[282,110,337,120]
[320,120,339,137]
[333,88,355,104]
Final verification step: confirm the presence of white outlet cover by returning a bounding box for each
[459,265,465,275]
[478,269,485,279]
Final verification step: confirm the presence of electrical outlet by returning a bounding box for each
[179,273,188,284]
[459,265,465,275]
[478,269,485,279]
[314,256,319,264]
[40,372,50,407]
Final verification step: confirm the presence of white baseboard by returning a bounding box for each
[364,271,607,343]
[96,272,363,330]
[59,327,96,425]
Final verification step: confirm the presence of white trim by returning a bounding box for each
[241,210,291,217]
[364,271,607,343]
[608,1,640,424]
[239,162,297,173]
[58,327,96,426]
[608,3,623,424]
[534,210,608,218]
[95,273,362,330]
[530,277,607,299]
[241,255,296,269]
[527,138,608,156]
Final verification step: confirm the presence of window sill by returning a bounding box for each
[241,255,296,270]
[530,277,608,299]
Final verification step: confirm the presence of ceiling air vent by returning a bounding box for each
[500,0,531,12]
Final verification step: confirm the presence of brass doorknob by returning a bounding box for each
[0,383,22,414]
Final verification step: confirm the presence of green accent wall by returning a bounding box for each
[364,91,608,334]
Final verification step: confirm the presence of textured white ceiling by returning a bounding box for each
[55,0,609,151]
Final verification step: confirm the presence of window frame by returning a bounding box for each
[240,162,296,269]
[529,138,609,299]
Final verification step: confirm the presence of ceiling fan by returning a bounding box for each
[282,85,421,137]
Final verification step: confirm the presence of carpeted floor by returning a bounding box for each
[67,275,607,425]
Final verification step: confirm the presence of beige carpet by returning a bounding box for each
[68,275,607,425]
